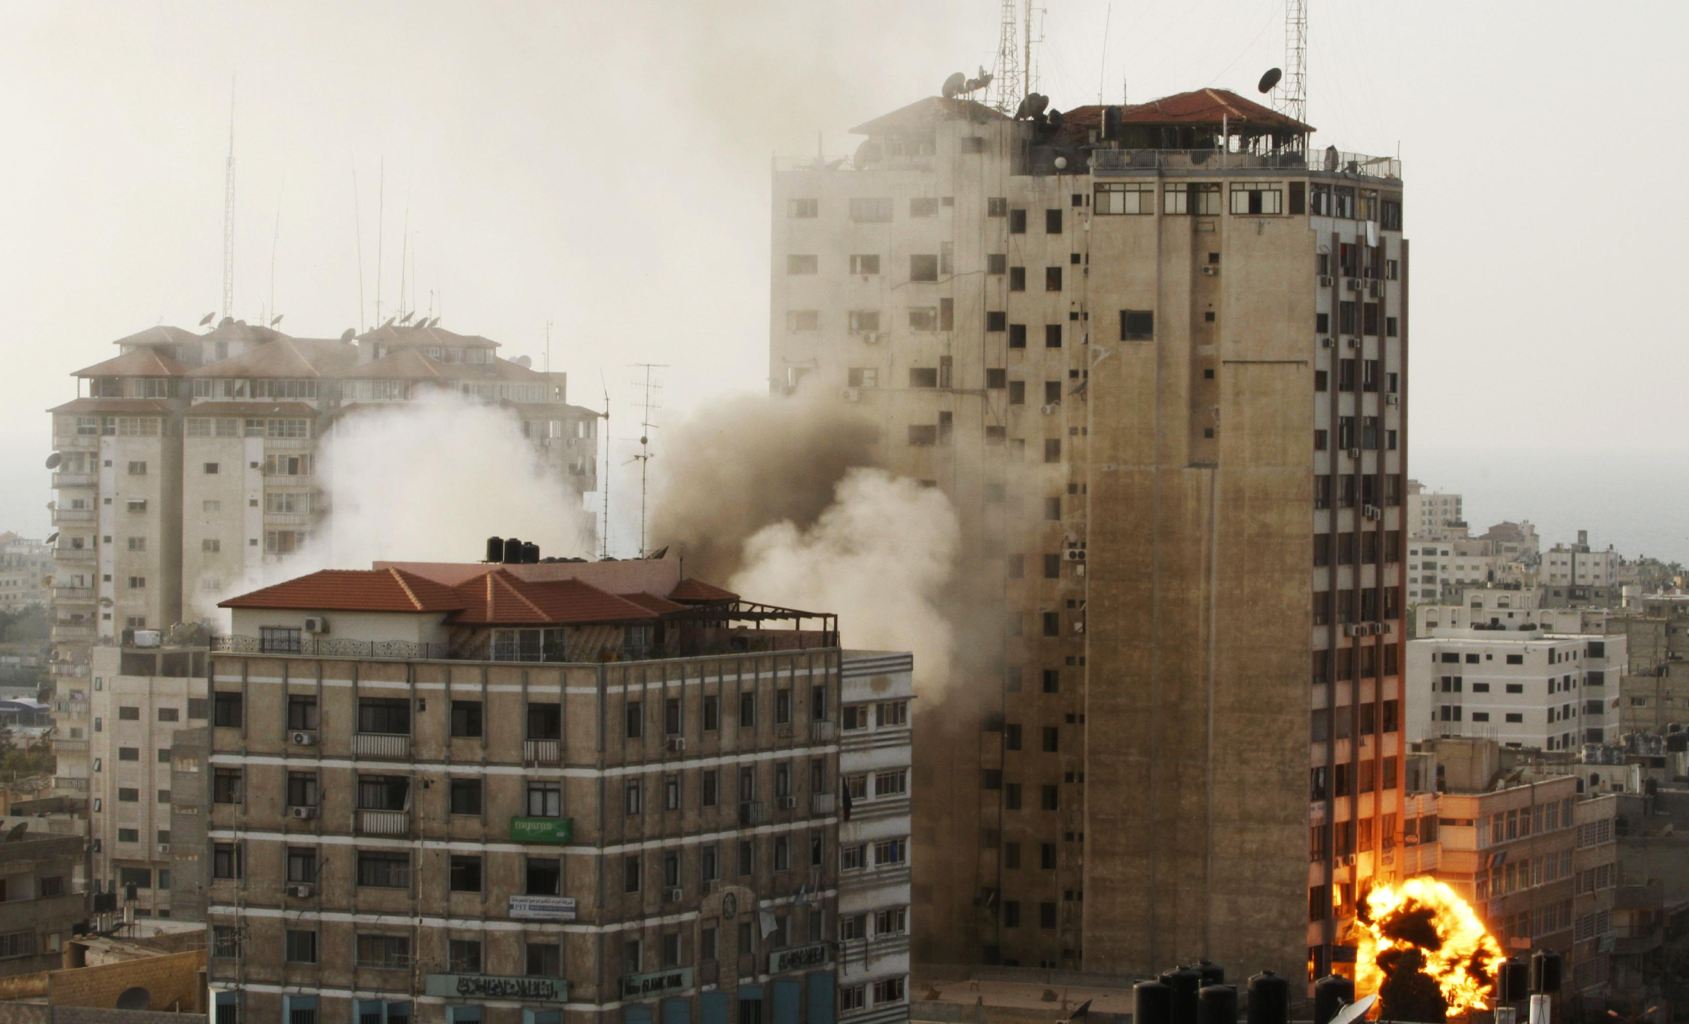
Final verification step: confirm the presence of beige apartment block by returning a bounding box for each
[46,321,600,808]
[771,89,1407,980]
[0,532,53,613]
[0,831,86,978]
[203,554,911,1024]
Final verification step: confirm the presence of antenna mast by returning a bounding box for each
[989,0,1022,114]
[221,82,236,320]
[1277,0,1308,127]
[599,372,612,559]
[631,364,666,557]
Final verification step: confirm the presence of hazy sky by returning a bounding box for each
[3,1,1685,560]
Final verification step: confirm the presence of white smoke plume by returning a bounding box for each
[202,390,594,619]
[727,468,960,695]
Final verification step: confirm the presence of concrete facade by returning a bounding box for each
[0,534,52,614]
[0,832,86,978]
[1405,480,1463,541]
[770,93,1408,980]
[1407,630,1622,751]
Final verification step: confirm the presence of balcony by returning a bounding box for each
[523,738,561,765]
[54,547,94,564]
[52,472,96,488]
[51,586,94,604]
[353,733,411,758]
[358,809,410,836]
[51,508,95,525]
[810,720,836,742]
[52,622,94,642]
[1089,146,1402,181]
[53,737,88,752]
[53,777,88,793]
[52,434,98,451]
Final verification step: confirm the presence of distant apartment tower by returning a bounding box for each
[1405,480,1464,541]
[1405,539,1495,604]
[1406,629,1625,750]
[1543,531,1619,589]
[204,553,911,1024]
[771,89,1408,978]
[0,532,52,613]
[46,321,600,801]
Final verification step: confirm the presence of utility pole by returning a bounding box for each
[631,364,666,557]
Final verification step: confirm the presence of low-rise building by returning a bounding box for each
[0,830,86,978]
[1407,630,1621,750]
[1543,531,1620,589]
[1406,539,1494,604]
[1406,481,1466,542]
[204,553,912,1024]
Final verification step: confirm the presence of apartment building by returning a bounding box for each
[1543,531,1619,589]
[1415,587,1615,637]
[1480,521,1540,566]
[1406,629,1625,751]
[0,830,86,978]
[85,638,211,919]
[0,532,52,613]
[1405,539,1494,604]
[771,88,1407,978]
[47,320,600,802]
[204,553,912,1024]
[1405,480,1464,541]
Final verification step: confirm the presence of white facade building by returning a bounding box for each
[1407,629,1624,752]
[0,532,52,613]
[837,652,912,1024]
[1407,540,1495,604]
[1407,481,1465,541]
[1544,531,1619,589]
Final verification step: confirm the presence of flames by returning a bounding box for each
[1354,877,1506,1018]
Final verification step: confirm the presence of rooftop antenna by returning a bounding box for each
[352,169,365,333]
[631,363,666,557]
[1024,0,1045,99]
[599,371,612,559]
[544,320,552,375]
[375,158,385,327]
[266,186,281,328]
[989,0,1022,114]
[398,202,410,324]
[1276,0,1308,128]
[1097,2,1111,105]
[221,77,236,320]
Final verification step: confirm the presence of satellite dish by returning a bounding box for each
[1328,994,1377,1024]
[198,312,216,326]
[1047,108,1064,130]
[1028,94,1049,118]
[340,328,356,342]
[400,311,414,324]
[45,452,62,470]
[381,317,396,328]
[941,72,967,99]
[45,532,57,545]
[513,355,532,369]
[1258,67,1283,94]
[270,314,284,327]
[647,545,669,560]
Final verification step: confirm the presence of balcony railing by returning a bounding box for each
[811,792,836,815]
[51,508,95,524]
[53,777,88,793]
[51,586,94,603]
[739,802,767,827]
[51,472,96,488]
[358,809,410,835]
[52,623,95,641]
[212,635,453,660]
[353,733,411,758]
[809,720,836,741]
[523,738,561,765]
[1089,146,1401,181]
[54,547,95,563]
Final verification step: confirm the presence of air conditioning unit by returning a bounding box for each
[842,388,861,403]
[1200,266,1218,276]
[288,883,314,898]
[290,730,317,746]
[1041,404,1058,416]
[288,805,318,820]
[666,887,685,902]
[1345,338,1359,349]
[1320,337,1334,348]
[1363,504,1382,519]
[666,737,686,752]
[1346,853,1357,866]
[779,796,798,810]
[1064,549,1086,562]
[1369,281,1383,298]
[861,332,881,345]
[1369,622,1385,636]
[1346,279,1363,291]
[1386,394,1400,405]
[302,615,329,634]
[1318,275,1334,287]
[1347,448,1362,459]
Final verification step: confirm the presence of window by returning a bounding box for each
[449,938,483,974]
[908,367,939,388]
[624,854,642,893]
[874,977,907,1004]
[258,627,301,654]
[355,933,411,969]
[450,700,483,738]
[739,691,756,727]
[1094,182,1154,214]
[987,253,1007,274]
[702,769,720,807]
[877,701,908,727]
[212,770,242,804]
[358,853,411,888]
[910,255,939,281]
[624,779,643,816]
[788,197,817,218]
[1008,208,1027,233]
[212,842,243,880]
[875,838,906,866]
[286,929,318,964]
[849,254,880,275]
[449,778,482,815]
[211,925,240,960]
[526,941,562,977]
[1008,323,1027,348]
[1230,183,1284,215]
[786,310,819,332]
[450,855,482,893]
[287,847,317,883]
[526,857,561,895]
[1045,266,1062,291]
[786,254,818,275]
[625,700,643,739]
[1121,310,1154,341]
[287,772,318,808]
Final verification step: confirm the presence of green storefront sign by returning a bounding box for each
[511,816,573,844]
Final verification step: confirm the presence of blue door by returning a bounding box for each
[772,979,802,1024]
[806,972,835,1024]
[663,997,692,1024]
[627,1004,655,1024]
[738,984,764,1024]
[702,991,730,1024]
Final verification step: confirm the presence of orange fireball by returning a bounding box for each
[1354,877,1507,1017]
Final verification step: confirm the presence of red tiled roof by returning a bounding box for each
[219,568,468,613]
[669,579,739,603]
[359,324,500,349]
[110,326,200,348]
[192,337,357,378]
[1116,88,1312,133]
[622,592,688,615]
[72,348,189,378]
[851,96,1007,136]
[450,570,661,626]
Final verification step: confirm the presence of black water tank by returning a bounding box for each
[1530,949,1562,994]
[1161,967,1202,1024]
[521,541,540,564]
[1195,961,1225,987]
[1198,985,1238,1024]
[1498,957,1530,1003]
[485,536,503,562]
[1135,980,1174,1024]
[502,537,523,564]
[1246,971,1290,1024]
[1313,974,1353,1024]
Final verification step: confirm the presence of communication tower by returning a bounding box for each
[1277,0,1308,126]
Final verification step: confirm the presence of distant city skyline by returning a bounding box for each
[5,1,1685,560]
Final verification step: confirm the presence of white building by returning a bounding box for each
[1406,480,1465,541]
[0,532,52,613]
[1407,540,1495,604]
[1407,629,1625,751]
[1543,531,1619,589]
[837,652,912,1024]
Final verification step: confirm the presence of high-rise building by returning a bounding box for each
[46,320,601,803]
[770,88,1408,978]
[1405,479,1464,541]
[203,552,912,1024]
